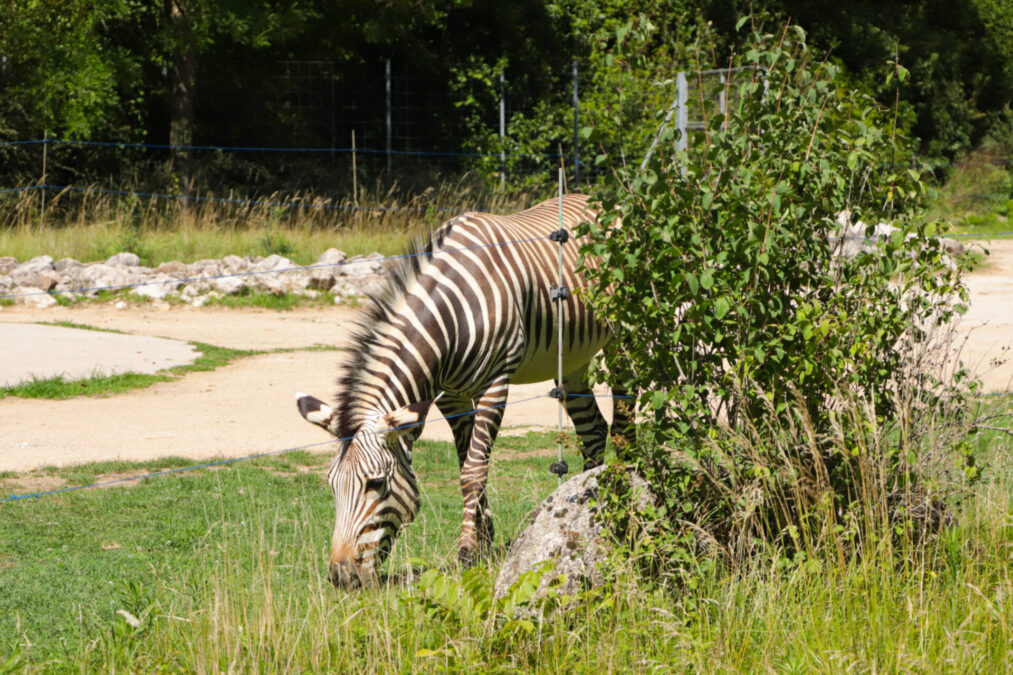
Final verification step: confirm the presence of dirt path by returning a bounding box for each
[1,241,1009,473]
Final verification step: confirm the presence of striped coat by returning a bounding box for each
[297,193,628,588]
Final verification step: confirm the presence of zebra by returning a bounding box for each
[296,193,630,589]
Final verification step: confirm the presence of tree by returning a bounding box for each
[580,23,976,565]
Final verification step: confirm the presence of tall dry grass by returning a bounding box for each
[0,179,539,265]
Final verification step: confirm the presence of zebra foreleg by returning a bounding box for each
[560,372,609,471]
[456,377,508,565]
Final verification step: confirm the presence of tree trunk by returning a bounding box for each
[169,0,194,207]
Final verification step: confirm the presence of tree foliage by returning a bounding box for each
[579,24,977,564]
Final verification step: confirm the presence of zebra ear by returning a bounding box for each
[381,399,435,443]
[296,392,339,435]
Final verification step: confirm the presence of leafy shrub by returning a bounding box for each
[579,23,980,571]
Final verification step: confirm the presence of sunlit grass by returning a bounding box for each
[0,179,540,266]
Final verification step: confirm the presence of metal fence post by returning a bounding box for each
[572,59,579,185]
[676,71,688,153]
[499,71,506,191]
[385,58,392,174]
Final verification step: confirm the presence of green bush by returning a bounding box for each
[580,23,980,571]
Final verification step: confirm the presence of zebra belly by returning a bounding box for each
[509,335,609,384]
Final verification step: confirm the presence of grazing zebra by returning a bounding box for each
[296,193,629,589]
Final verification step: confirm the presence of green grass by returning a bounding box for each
[0,429,1010,672]
[0,340,255,400]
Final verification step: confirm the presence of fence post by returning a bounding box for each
[499,70,506,191]
[40,129,47,231]
[572,59,579,185]
[352,130,358,208]
[385,58,392,174]
[676,71,688,153]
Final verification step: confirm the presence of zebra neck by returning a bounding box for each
[341,339,439,435]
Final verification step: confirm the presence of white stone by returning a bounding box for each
[54,258,82,273]
[494,466,655,601]
[213,276,246,295]
[0,257,18,275]
[106,252,141,267]
[12,286,58,308]
[317,248,348,266]
[339,253,386,277]
[131,275,180,300]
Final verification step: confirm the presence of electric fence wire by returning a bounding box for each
[0,392,632,504]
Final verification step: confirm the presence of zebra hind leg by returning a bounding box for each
[560,373,609,472]
[609,387,636,462]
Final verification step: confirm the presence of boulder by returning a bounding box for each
[0,257,18,275]
[494,466,654,600]
[338,253,386,277]
[188,259,222,278]
[250,254,294,274]
[21,255,54,270]
[11,267,60,292]
[221,254,247,272]
[213,275,246,295]
[71,263,134,296]
[131,275,181,300]
[317,248,348,266]
[54,258,83,274]
[154,260,188,277]
[307,266,337,290]
[11,286,58,308]
[106,252,141,267]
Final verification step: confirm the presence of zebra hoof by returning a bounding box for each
[457,546,480,568]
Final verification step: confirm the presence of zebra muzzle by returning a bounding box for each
[328,560,365,589]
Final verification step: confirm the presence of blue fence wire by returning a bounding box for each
[0,137,563,160]
[0,232,557,300]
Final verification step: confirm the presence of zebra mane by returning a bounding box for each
[333,222,454,440]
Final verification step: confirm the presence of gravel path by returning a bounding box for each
[0,240,1008,473]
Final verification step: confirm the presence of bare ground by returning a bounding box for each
[1,240,1009,474]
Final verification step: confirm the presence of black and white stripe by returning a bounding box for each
[298,193,629,587]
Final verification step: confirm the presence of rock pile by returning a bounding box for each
[833,210,965,261]
[0,249,392,308]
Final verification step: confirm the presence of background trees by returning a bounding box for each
[0,0,1010,192]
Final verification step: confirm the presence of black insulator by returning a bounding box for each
[549,460,569,477]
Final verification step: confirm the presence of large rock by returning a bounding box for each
[11,286,58,308]
[11,266,60,292]
[154,260,187,277]
[54,258,83,274]
[131,275,181,300]
[494,466,654,600]
[0,257,18,275]
[338,253,386,277]
[106,252,141,267]
[69,263,134,296]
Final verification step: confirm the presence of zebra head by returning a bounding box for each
[296,392,432,589]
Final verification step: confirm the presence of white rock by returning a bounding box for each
[494,466,654,601]
[221,255,247,272]
[339,253,386,277]
[0,257,18,275]
[131,275,180,300]
[213,276,246,295]
[317,248,348,266]
[11,267,61,291]
[106,252,141,267]
[54,258,82,273]
[12,286,58,308]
